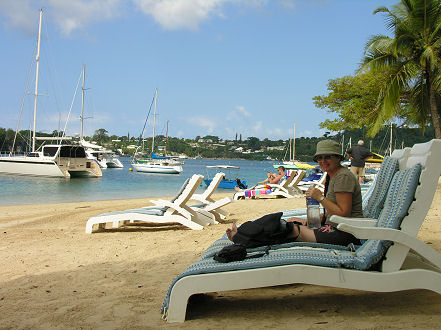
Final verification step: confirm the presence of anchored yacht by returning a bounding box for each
[0,10,102,179]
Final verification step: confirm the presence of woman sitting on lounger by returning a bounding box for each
[227,140,363,246]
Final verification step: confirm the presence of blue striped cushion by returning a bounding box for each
[363,157,399,218]
[99,207,166,217]
[347,164,421,270]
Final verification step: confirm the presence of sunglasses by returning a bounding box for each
[315,155,334,161]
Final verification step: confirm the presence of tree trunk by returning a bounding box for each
[427,73,441,139]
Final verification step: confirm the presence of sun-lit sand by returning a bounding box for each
[1,183,441,329]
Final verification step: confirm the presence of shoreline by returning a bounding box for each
[1,186,440,328]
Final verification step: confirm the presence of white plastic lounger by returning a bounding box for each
[161,139,441,323]
[86,174,213,233]
[233,170,305,200]
[190,172,233,220]
[297,172,327,193]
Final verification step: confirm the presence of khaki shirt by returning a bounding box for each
[326,167,363,221]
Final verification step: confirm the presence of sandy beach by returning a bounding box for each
[1,184,441,329]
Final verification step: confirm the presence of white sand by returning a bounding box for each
[0,186,440,329]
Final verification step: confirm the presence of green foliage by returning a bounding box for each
[92,128,109,144]
[313,71,394,132]
[362,0,441,138]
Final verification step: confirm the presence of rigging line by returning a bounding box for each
[61,69,83,140]
[11,43,38,155]
[137,92,156,148]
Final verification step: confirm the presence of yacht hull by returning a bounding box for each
[132,163,182,174]
[106,158,124,168]
[0,155,102,178]
[0,157,66,177]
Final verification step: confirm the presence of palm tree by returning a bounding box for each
[362,0,441,138]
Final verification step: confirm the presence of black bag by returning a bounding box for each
[235,178,247,190]
[213,244,247,263]
[232,212,292,248]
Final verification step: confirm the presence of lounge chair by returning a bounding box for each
[161,139,441,322]
[85,174,214,233]
[189,172,233,220]
[233,170,305,200]
[296,171,327,193]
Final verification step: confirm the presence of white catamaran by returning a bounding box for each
[131,89,183,174]
[0,10,102,178]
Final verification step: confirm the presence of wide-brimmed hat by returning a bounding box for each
[313,140,343,161]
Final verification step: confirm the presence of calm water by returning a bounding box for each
[0,158,295,206]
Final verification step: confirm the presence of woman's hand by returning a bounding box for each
[305,187,323,201]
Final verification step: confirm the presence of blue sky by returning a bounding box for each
[0,0,396,140]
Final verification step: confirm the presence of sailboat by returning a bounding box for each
[131,89,183,174]
[77,64,123,169]
[276,122,315,170]
[0,10,102,178]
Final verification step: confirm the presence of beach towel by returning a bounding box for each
[244,188,272,198]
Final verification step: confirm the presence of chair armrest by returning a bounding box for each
[328,215,377,227]
[150,200,193,219]
[203,197,233,212]
[337,223,441,269]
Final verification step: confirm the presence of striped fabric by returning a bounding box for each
[161,164,422,312]
[244,188,273,198]
[346,164,421,270]
[362,157,399,218]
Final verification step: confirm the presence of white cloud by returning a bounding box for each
[252,121,263,131]
[189,116,216,133]
[0,0,123,36]
[133,0,226,30]
[227,105,251,121]
[276,0,296,9]
[235,105,251,117]
[0,0,280,35]
[0,0,37,35]
[48,0,123,36]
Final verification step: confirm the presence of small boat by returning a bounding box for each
[131,89,183,174]
[276,122,316,170]
[203,165,247,189]
[276,161,316,170]
[132,160,183,174]
[81,140,124,169]
[366,152,384,163]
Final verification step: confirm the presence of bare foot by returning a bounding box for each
[234,186,241,192]
[226,222,238,241]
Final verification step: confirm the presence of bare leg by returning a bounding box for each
[287,224,317,243]
[226,222,237,241]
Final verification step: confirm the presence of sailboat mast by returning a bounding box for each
[389,122,393,156]
[292,122,295,161]
[80,63,86,141]
[32,9,43,152]
[341,134,344,155]
[165,120,169,156]
[151,88,157,155]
